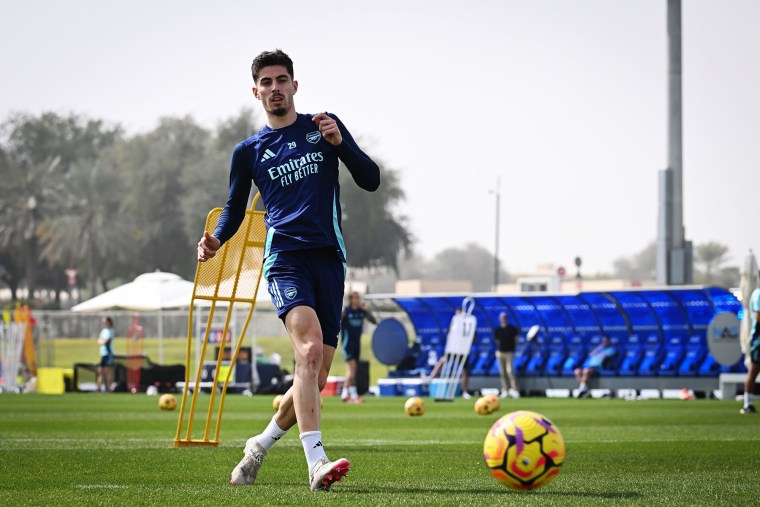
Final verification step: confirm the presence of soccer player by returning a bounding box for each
[197,49,380,490]
[339,291,377,403]
[741,285,760,414]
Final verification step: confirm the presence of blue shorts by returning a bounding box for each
[751,332,760,365]
[341,331,361,361]
[100,355,114,367]
[264,247,345,348]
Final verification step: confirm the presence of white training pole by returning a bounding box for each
[1,323,26,392]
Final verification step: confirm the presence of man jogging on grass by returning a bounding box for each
[197,49,380,490]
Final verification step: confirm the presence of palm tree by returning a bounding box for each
[694,241,731,284]
[0,156,63,299]
[37,159,132,299]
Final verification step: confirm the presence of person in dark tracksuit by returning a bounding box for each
[340,291,377,403]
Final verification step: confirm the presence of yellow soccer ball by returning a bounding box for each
[158,393,177,411]
[483,410,565,490]
[272,394,284,411]
[474,397,493,415]
[484,394,500,412]
[404,396,426,416]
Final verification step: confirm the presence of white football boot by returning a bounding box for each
[230,437,267,485]
[309,457,350,491]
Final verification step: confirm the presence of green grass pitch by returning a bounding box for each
[1,394,758,506]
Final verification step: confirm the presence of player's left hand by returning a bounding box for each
[313,113,342,146]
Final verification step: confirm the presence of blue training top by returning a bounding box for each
[341,307,369,344]
[213,113,380,261]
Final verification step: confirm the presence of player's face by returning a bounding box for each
[253,65,298,117]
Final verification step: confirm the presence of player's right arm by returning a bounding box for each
[197,143,252,262]
[313,113,380,192]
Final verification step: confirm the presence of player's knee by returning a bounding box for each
[297,340,323,377]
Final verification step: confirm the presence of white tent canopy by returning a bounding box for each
[72,271,193,312]
[72,271,194,363]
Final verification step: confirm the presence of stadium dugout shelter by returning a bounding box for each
[367,287,751,399]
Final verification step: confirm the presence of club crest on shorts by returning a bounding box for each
[285,287,298,300]
[306,131,321,144]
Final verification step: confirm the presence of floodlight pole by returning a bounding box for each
[658,0,693,285]
[493,176,501,292]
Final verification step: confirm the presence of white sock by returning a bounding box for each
[745,391,752,408]
[340,386,348,399]
[579,382,587,391]
[300,431,327,471]
[257,417,288,452]
[348,386,358,399]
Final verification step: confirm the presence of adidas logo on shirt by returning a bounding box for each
[260,148,276,162]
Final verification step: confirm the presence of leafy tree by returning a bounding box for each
[1,112,121,168]
[117,116,209,279]
[694,241,730,282]
[37,159,131,299]
[714,266,740,288]
[212,108,260,153]
[693,241,738,287]
[613,242,657,281]
[397,251,429,280]
[0,112,121,300]
[180,109,261,245]
[426,243,510,292]
[339,159,411,272]
[0,251,21,302]
[0,156,63,298]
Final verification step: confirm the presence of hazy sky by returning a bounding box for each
[2,0,758,274]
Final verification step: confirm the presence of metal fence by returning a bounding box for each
[33,309,287,340]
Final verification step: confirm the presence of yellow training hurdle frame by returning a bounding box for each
[174,194,266,447]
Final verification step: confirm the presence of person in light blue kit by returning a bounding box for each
[96,317,115,392]
[197,49,379,490]
[574,336,616,398]
[741,285,760,414]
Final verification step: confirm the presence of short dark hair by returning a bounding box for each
[251,49,294,83]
